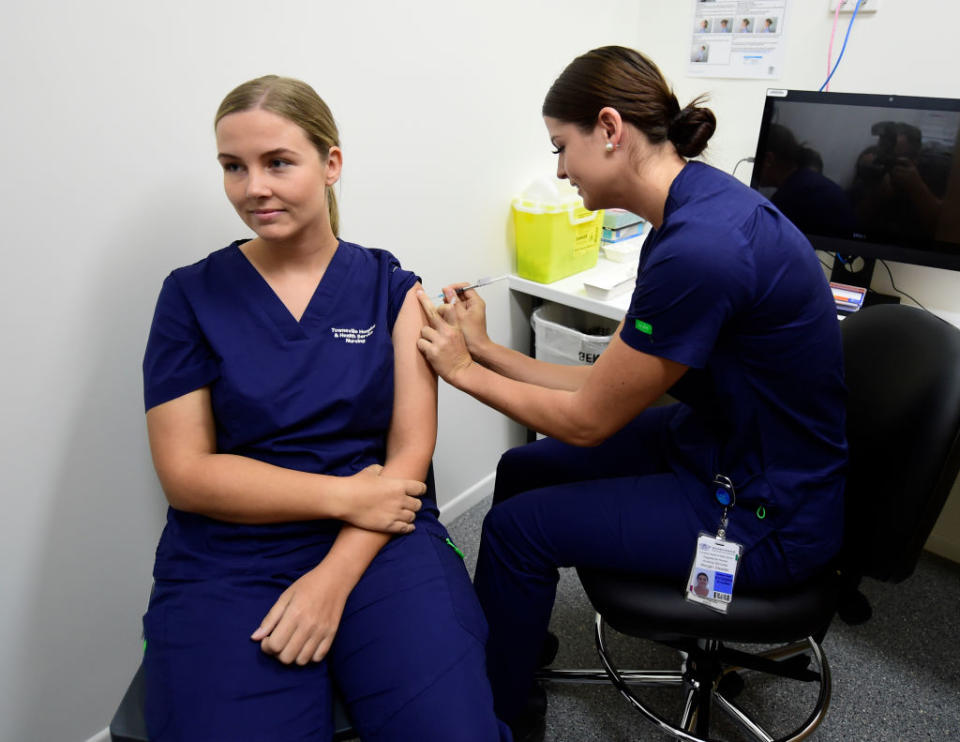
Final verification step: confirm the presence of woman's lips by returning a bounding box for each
[252,209,284,220]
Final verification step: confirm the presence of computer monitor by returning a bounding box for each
[749,89,960,294]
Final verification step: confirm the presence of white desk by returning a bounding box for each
[507,256,637,322]
[509,257,960,330]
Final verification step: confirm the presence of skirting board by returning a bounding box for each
[925,535,960,564]
[438,471,496,524]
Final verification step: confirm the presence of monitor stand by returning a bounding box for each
[829,254,900,307]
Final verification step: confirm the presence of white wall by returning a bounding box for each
[2,2,959,741]
[0,2,644,740]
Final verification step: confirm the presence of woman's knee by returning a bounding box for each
[493,445,538,503]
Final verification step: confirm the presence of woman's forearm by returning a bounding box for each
[155,450,353,523]
[471,337,592,391]
[451,335,688,447]
[147,389,425,528]
[449,361,596,444]
[320,447,431,586]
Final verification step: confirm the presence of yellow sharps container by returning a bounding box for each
[512,181,602,283]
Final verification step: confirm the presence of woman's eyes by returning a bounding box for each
[221,159,292,173]
[552,146,564,155]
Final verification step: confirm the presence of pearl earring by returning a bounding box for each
[605,142,614,152]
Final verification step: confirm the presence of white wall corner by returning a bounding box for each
[438,472,496,525]
[84,728,110,742]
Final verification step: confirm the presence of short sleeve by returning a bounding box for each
[385,253,420,332]
[142,274,220,411]
[619,222,753,368]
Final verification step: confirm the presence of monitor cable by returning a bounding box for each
[877,259,931,314]
[732,157,754,181]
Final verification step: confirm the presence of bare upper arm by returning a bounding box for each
[145,387,217,486]
[385,283,438,477]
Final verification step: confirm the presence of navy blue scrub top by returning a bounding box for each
[142,240,420,578]
[620,162,847,567]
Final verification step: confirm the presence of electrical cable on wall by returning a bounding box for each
[822,0,870,303]
[731,157,754,180]
[820,0,864,92]
[825,1,845,91]
[878,260,931,313]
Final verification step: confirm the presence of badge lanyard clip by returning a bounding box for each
[712,474,736,540]
[684,474,744,613]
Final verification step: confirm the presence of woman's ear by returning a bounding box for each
[597,107,623,148]
[325,146,343,186]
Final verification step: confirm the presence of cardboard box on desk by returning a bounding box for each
[512,188,602,284]
[602,208,644,230]
[602,221,644,243]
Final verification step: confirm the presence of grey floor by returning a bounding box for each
[446,496,960,742]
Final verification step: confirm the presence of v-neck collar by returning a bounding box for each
[229,239,351,341]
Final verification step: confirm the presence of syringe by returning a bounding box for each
[433,274,509,301]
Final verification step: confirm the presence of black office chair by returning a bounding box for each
[537,304,960,741]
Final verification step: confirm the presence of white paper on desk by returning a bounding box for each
[583,263,637,301]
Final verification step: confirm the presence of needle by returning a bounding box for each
[433,274,509,301]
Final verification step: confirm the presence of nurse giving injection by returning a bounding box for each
[415,45,845,740]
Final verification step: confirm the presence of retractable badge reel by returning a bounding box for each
[684,474,744,614]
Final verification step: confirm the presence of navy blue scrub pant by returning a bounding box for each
[474,405,793,724]
[143,512,511,741]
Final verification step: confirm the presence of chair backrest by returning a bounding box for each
[840,304,960,583]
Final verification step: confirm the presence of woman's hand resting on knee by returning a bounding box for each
[251,559,352,665]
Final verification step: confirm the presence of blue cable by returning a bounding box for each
[819,0,864,92]
[823,1,864,268]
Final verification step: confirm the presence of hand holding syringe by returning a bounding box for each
[433,274,509,302]
[420,274,504,372]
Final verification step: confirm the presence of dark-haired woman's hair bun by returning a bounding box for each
[667,100,716,158]
[542,46,717,158]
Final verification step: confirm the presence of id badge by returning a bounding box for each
[684,532,743,613]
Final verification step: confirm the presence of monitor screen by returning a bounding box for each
[749,89,960,277]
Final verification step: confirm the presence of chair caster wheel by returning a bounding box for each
[837,589,872,625]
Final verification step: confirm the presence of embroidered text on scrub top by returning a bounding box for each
[332,324,376,344]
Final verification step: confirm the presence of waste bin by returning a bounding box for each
[531,303,619,366]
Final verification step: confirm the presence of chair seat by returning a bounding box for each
[577,566,839,644]
[110,662,357,742]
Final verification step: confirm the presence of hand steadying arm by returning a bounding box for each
[438,284,593,391]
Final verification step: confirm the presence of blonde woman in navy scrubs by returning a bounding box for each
[141,76,507,741]
[417,46,846,734]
